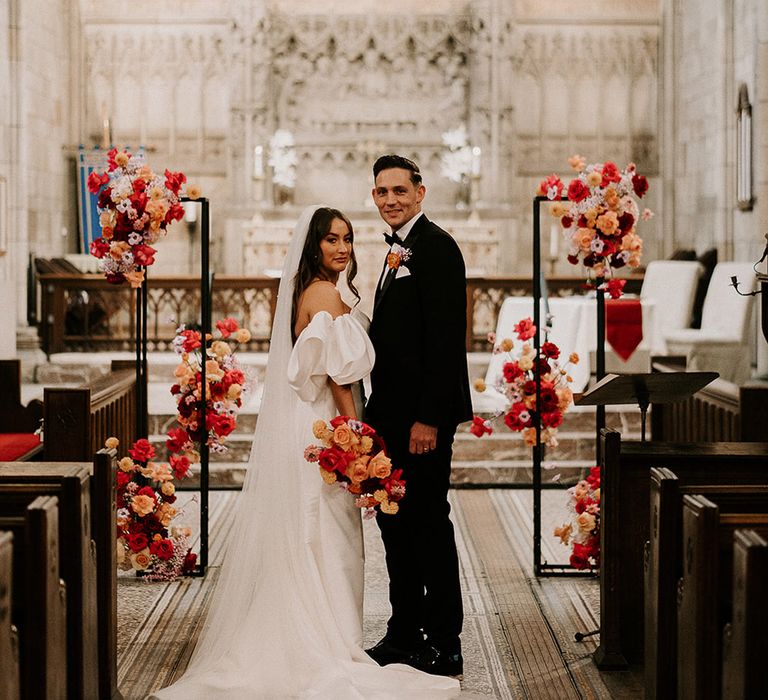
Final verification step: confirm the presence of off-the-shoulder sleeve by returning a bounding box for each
[287,311,375,404]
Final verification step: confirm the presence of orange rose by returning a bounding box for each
[367,451,392,479]
[333,423,356,451]
[576,512,596,533]
[386,252,401,270]
[346,456,370,484]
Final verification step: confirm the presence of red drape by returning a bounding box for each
[605,299,643,360]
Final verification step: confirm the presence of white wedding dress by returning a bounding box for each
[151,206,460,699]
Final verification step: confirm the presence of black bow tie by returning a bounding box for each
[384,231,404,247]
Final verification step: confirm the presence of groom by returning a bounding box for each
[364,154,472,678]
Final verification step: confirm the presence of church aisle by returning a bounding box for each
[117,490,642,699]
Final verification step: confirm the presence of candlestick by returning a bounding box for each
[253,145,264,178]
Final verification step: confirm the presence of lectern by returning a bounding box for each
[575,371,719,441]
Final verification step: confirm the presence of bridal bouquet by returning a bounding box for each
[471,317,577,447]
[170,317,252,453]
[304,416,405,518]
[538,156,652,298]
[108,437,197,580]
[87,148,197,288]
[553,466,601,570]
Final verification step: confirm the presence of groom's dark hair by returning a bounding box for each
[373,154,422,186]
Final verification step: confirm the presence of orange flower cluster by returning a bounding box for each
[553,466,601,570]
[305,416,405,517]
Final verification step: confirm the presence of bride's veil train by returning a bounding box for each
[151,205,465,699]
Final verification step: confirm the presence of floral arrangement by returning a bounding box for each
[108,436,197,580]
[553,466,601,570]
[87,148,197,288]
[304,416,405,518]
[169,317,252,454]
[537,156,653,298]
[386,243,412,271]
[471,317,578,448]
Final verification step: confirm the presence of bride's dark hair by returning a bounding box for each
[291,207,360,331]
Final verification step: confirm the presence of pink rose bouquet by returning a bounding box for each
[304,416,405,517]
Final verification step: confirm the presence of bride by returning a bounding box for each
[151,206,461,698]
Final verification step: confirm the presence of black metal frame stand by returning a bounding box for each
[532,195,605,577]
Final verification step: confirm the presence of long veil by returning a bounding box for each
[153,205,320,695]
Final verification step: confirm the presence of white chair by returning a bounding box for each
[639,260,704,354]
[665,261,756,384]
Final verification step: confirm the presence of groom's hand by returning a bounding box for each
[409,421,437,455]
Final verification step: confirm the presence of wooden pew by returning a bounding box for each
[0,465,98,699]
[43,360,137,462]
[0,496,67,699]
[0,453,120,700]
[0,359,42,461]
[645,472,768,698]
[0,530,20,700]
[595,428,768,669]
[677,495,768,699]
[721,529,768,699]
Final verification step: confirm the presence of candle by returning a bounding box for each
[253,145,264,178]
[471,146,481,176]
[549,222,560,259]
[100,102,110,149]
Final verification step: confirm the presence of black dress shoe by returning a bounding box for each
[365,638,422,666]
[407,645,464,678]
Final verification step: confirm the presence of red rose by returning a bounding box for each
[504,404,530,431]
[116,471,131,491]
[567,179,589,203]
[586,466,601,488]
[631,173,648,197]
[150,538,175,561]
[541,411,563,428]
[502,361,523,383]
[537,174,564,199]
[317,447,354,474]
[617,212,635,234]
[514,317,536,341]
[211,414,236,437]
[180,329,202,353]
[137,486,157,501]
[87,171,109,194]
[470,416,492,438]
[105,273,125,285]
[89,238,110,258]
[542,342,560,359]
[126,532,149,552]
[567,254,579,265]
[604,278,627,299]
[129,438,156,463]
[329,416,351,428]
[215,318,239,338]
[539,387,559,412]
[561,216,573,229]
[164,169,187,194]
[170,453,191,480]
[132,244,157,267]
[570,542,592,570]
[600,162,621,186]
[182,550,197,574]
[166,427,189,454]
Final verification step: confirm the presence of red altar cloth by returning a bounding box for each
[605,299,643,360]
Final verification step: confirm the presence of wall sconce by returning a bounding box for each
[736,84,754,211]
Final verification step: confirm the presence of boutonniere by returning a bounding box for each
[386,243,412,271]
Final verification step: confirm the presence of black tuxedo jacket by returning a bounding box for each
[366,214,473,430]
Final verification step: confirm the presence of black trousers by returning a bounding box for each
[374,424,463,654]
